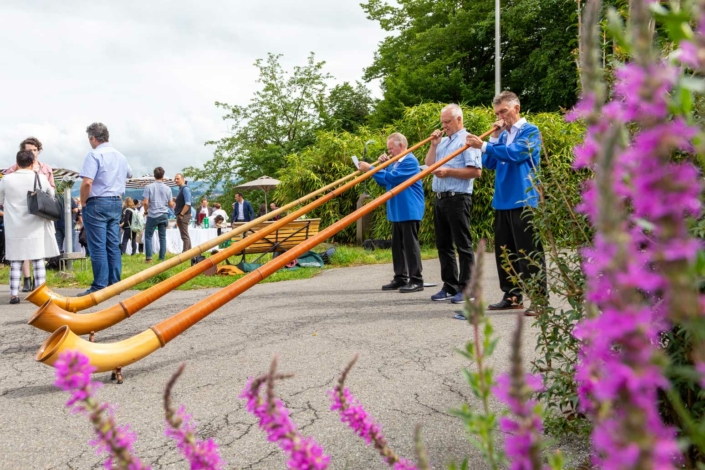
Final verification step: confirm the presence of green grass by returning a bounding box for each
[0,245,439,291]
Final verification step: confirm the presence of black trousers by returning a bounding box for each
[120,228,137,255]
[494,208,547,300]
[433,194,474,295]
[391,221,423,284]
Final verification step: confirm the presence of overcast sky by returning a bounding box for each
[0,0,388,178]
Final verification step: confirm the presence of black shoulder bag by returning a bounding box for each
[27,172,62,221]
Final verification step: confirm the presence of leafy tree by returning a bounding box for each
[362,0,580,124]
[184,52,332,202]
[324,81,376,133]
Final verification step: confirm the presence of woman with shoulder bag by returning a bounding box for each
[3,137,55,291]
[0,150,59,304]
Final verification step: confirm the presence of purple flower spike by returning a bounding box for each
[240,359,330,470]
[330,356,418,470]
[54,350,149,470]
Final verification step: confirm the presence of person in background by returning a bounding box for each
[120,197,138,255]
[359,132,425,293]
[269,202,281,221]
[425,104,482,304]
[197,198,212,225]
[465,90,547,315]
[173,173,193,252]
[78,123,132,296]
[5,137,55,292]
[135,201,147,254]
[142,167,172,263]
[210,202,229,224]
[0,150,60,304]
[231,193,254,224]
[257,203,267,218]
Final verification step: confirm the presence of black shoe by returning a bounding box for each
[488,296,524,310]
[10,296,20,304]
[21,277,31,292]
[76,289,94,297]
[382,279,407,290]
[399,283,424,293]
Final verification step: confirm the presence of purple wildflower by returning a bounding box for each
[163,365,225,470]
[54,350,149,470]
[568,0,705,466]
[330,356,418,470]
[164,405,224,470]
[240,360,330,470]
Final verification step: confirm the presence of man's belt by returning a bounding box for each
[435,191,469,199]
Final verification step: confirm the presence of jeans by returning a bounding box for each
[433,193,474,295]
[83,197,123,291]
[55,228,65,253]
[145,214,168,260]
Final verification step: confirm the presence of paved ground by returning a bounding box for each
[0,258,545,469]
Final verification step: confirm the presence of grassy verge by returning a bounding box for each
[0,245,439,291]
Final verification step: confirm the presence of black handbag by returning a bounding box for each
[27,172,62,221]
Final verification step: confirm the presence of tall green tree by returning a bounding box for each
[184,52,332,200]
[362,0,580,124]
[324,81,376,133]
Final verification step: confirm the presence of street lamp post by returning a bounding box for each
[495,0,501,96]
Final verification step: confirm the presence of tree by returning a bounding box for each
[324,81,376,133]
[184,52,332,201]
[361,0,580,124]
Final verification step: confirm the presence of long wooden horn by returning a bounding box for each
[27,137,432,311]
[29,136,434,335]
[37,131,494,372]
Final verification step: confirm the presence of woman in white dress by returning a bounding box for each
[0,150,60,304]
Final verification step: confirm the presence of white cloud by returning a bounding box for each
[0,0,386,177]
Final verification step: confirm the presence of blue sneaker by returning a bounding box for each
[450,292,465,304]
[431,289,453,301]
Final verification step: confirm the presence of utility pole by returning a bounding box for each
[495,0,501,96]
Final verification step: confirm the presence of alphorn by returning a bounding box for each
[36,129,495,373]
[27,136,432,311]
[29,137,434,335]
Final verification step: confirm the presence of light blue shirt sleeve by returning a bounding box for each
[80,154,99,181]
[142,187,149,201]
[183,186,192,206]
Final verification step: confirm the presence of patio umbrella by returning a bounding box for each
[235,175,280,212]
[125,175,178,189]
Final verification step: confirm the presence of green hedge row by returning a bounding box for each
[274,103,586,247]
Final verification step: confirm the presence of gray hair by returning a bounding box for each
[441,103,463,119]
[86,122,110,143]
[493,91,520,107]
[387,132,408,149]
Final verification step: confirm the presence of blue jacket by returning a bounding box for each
[371,153,425,222]
[482,122,541,210]
[231,200,255,222]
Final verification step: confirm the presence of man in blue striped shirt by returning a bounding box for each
[425,104,483,304]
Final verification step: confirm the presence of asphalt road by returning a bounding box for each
[0,258,543,469]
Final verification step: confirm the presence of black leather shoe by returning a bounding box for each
[382,279,407,290]
[10,296,20,304]
[399,283,424,293]
[488,296,524,310]
[21,277,31,292]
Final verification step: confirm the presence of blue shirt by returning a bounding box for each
[371,153,425,222]
[431,128,482,194]
[142,181,173,217]
[482,120,542,209]
[79,143,132,197]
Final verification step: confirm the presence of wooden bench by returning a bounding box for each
[227,218,321,263]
